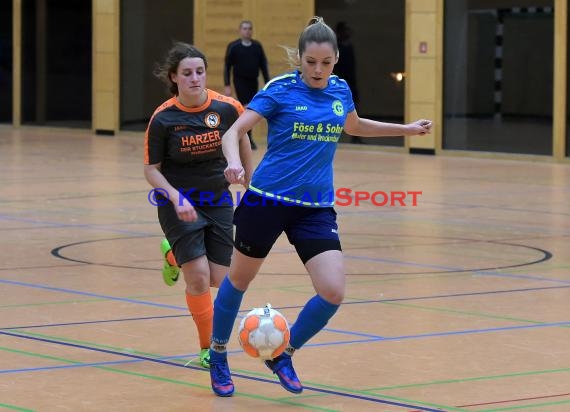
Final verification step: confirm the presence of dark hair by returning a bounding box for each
[154,42,207,95]
[298,17,338,57]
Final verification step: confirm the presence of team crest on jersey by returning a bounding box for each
[332,100,344,116]
[205,112,221,128]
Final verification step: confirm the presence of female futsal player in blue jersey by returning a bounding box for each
[209,17,432,396]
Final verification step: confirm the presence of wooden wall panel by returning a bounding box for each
[248,0,314,80]
[92,0,119,133]
[194,0,313,93]
[194,0,246,94]
[406,0,442,151]
[194,0,313,142]
[553,0,567,160]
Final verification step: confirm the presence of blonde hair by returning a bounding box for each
[282,16,338,69]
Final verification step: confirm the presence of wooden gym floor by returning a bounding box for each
[0,126,569,411]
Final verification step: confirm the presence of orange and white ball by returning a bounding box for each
[238,305,290,360]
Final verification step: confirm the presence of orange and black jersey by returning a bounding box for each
[144,89,244,202]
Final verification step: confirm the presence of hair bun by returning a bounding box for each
[308,16,324,26]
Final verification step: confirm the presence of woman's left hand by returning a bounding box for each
[407,119,433,135]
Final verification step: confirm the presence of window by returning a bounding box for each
[21,0,92,128]
[444,2,554,155]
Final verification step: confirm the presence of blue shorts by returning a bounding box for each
[233,191,341,262]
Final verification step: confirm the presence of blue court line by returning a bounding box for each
[310,320,570,347]
[0,331,212,374]
[2,284,568,332]
[0,346,250,375]
[1,357,154,374]
[0,189,147,203]
[268,285,570,314]
[3,320,569,374]
[0,330,444,411]
[343,254,570,285]
[0,214,153,237]
[2,213,566,286]
[470,271,570,284]
[0,314,190,330]
[0,348,245,375]
[337,208,570,236]
[0,211,559,260]
[423,199,570,217]
[3,201,569,249]
[340,285,570,305]
[0,279,185,311]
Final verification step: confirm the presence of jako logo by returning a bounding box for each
[295,105,308,111]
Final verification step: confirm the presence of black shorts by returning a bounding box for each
[158,204,233,266]
[233,191,341,262]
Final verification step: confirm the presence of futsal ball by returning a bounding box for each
[238,304,290,360]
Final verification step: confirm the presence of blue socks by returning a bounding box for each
[289,294,339,351]
[209,278,339,362]
[210,276,244,361]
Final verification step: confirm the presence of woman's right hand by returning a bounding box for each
[224,162,245,185]
[174,201,198,222]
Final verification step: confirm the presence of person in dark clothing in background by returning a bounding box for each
[224,20,270,150]
[334,21,361,144]
[333,21,358,104]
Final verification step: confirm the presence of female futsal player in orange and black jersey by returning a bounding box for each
[144,42,253,368]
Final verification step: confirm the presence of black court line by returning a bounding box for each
[49,234,553,276]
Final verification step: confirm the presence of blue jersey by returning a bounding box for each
[247,70,355,207]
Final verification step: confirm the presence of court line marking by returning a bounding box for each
[2,214,564,286]
[458,393,570,408]
[3,287,558,405]
[1,281,568,333]
[3,320,569,364]
[0,331,449,412]
[48,234,557,280]
[477,399,570,411]
[0,403,33,412]
[0,347,337,412]
[0,279,184,311]
[3,331,569,410]
[9,318,569,353]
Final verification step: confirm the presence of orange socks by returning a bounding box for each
[185,290,213,349]
[166,251,177,266]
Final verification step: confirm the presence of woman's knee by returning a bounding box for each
[228,273,255,291]
[319,287,344,305]
[227,250,265,291]
[182,268,210,293]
